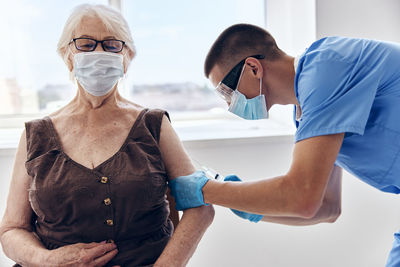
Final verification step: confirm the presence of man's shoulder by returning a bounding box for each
[304,36,393,66]
[303,37,363,64]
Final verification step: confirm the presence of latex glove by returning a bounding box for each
[224,175,264,223]
[169,170,210,211]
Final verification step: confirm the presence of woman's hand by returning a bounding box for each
[45,241,120,267]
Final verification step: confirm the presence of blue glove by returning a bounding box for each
[224,175,264,223]
[169,171,210,211]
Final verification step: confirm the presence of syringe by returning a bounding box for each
[192,159,224,181]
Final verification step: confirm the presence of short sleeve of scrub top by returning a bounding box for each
[294,52,379,142]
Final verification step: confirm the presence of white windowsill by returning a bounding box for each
[0,114,295,155]
[174,118,294,143]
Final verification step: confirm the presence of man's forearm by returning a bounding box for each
[154,205,214,267]
[259,166,342,226]
[201,135,343,219]
[260,198,341,226]
[0,228,48,267]
[260,215,324,226]
[203,175,321,218]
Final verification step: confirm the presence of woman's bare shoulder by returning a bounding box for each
[119,99,145,114]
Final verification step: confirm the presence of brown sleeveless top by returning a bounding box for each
[24,109,173,267]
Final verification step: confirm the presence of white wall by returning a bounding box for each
[1,135,400,266]
[316,0,400,42]
[266,0,316,56]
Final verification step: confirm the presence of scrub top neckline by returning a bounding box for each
[43,108,148,172]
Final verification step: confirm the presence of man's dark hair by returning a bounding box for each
[204,23,283,78]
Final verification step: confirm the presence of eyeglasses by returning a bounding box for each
[215,54,265,102]
[70,37,125,53]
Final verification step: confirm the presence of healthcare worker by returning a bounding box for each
[168,23,400,266]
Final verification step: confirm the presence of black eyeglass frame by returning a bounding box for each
[70,37,126,53]
[215,54,265,101]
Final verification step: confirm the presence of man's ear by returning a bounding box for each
[245,57,264,79]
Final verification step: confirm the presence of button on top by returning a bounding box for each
[106,219,114,226]
[100,176,108,184]
[104,198,112,206]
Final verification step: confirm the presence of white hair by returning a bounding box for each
[57,4,135,75]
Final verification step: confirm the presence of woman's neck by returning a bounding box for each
[73,83,121,110]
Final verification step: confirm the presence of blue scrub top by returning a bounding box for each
[294,36,400,194]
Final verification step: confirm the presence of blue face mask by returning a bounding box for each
[228,77,269,120]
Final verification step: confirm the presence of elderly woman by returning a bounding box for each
[0,4,214,267]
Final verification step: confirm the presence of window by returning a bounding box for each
[0,0,265,122]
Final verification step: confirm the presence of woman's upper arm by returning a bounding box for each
[166,188,180,227]
[159,115,195,180]
[0,130,34,236]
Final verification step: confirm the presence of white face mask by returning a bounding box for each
[73,52,124,96]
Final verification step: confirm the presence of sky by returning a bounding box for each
[0,0,265,92]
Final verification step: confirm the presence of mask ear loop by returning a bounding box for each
[122,50,129,77]
[259,77,263,96]
[116,49,128,94]
[67,44,77,82]
[235,64,246,91]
